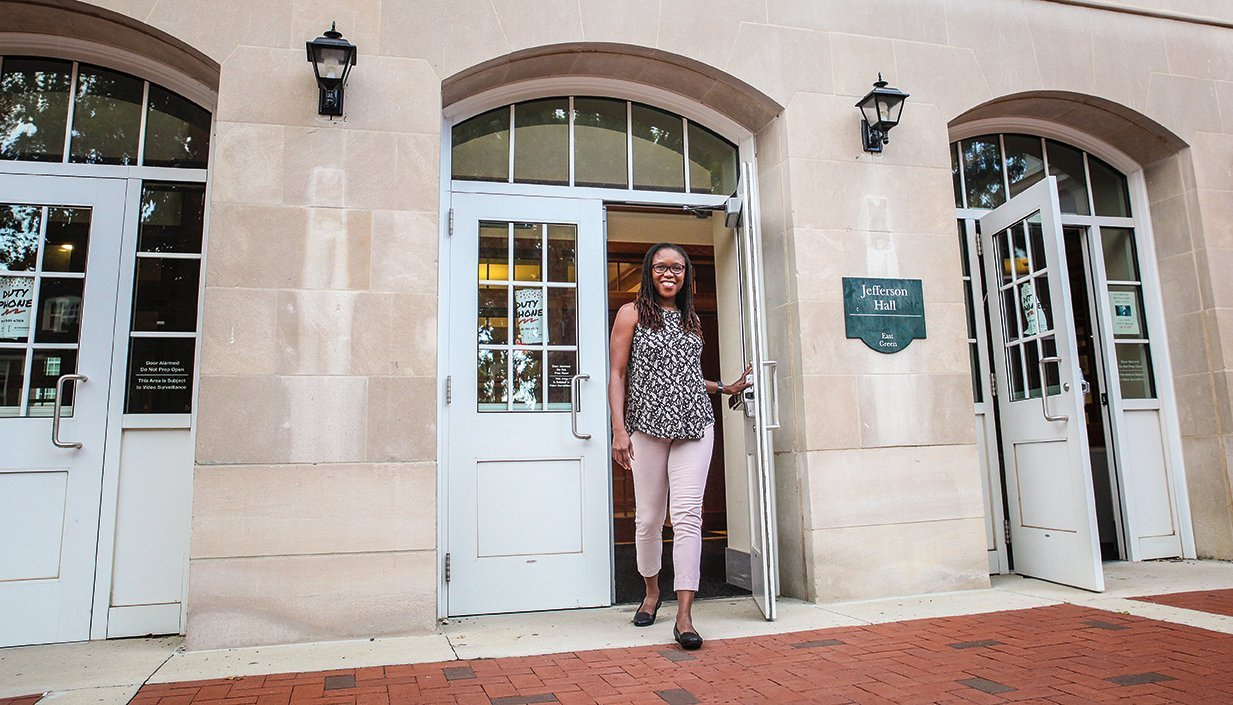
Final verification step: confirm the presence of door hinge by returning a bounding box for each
[1004,519,1012,545]
[444,553,451,583]
[447,208,454,237]
[445,375,452,404]
[989,372,998,398]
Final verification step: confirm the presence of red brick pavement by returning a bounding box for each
[1132,588,1233,618]
[0,696,41,705]
[123,603,1233,704]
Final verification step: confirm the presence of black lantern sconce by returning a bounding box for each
[306,22,357,117]
[855,74,909,153]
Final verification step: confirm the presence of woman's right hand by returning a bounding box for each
[612,428,635,470]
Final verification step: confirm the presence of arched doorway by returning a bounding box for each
[439,83,783,618]
[949,128,1192,590]
[0,50,213,646]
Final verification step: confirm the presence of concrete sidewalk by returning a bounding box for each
[3,560,1232,705]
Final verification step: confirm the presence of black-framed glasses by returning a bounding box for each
[651,263,686,275]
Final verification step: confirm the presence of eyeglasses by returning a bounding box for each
[651,263,686,275]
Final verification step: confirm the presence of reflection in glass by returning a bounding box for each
[34,277,83,343]
[962,136,1004,209]
[1001,286,1019,342]
[125,336,195,413]
[42,207,91,272]
[477,349,508,410]
[546,350,576,410]
[143,85,211,168]
[139,182,206,253]
[131,258,201,331]
[0,58,72,161]
[1101,227,1139,282]
[478,285,509,344]
[1045,139,1090,215]
[687,122,738,195]
[513,98,568,185]
[1024,339,1041,399]
[70,65,144,165]
[1108,284,1147,339]
[514,286,544,344]
[547,287,577,345]
[0,204,42,271]
[1003,134,1045,198]
[0,350,23,415]
[1008,344,1025,401]
[632,103,685,192]
[1089,155,1130,217]
[1041,336,1060,394]
[956,220,970,277]
[547,224,576,282]
[452,106,510,182]
[951,145,963,208]
[0,274,34,341]
[1027,221,1046,276]
[1116,343,1155,398]
[511,349,543,411]
[996,230,1016,284]
[1027,276,1052,335]
[512,223,542,281]
[28,349,77,417]
[479,222,508,280]
[574,97,627,188]
[968,343,981,403]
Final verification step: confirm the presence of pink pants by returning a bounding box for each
[630,426,714,592]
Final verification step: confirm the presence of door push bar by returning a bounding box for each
[570,373,591,440]
[1037,357,1069,422]
[52,374,88,449]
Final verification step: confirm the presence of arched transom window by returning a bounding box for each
[452,97,738,196]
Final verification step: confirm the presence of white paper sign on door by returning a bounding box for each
[1109,290,1142,337]
[515,288,543,344]
[0,275,34,341]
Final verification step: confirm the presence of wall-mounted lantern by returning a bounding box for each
[855,74,909,153]
[306,22,357,117]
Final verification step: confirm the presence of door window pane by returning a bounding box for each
[0,350,23,415]
[478,285,509,345]
[125,336,195,413]
[514,286,544,344]
[479,222,508,280]
[546,224,576,282]
[34,277,83,343]
[1116,343,1155,398]
[687,122,737,195]
[1003,135,1046,199]
[1089,155,1130,217]
[1007,343,1025,401]
[477,349,508,409]
[573,97,627,188]
[1045,140,1090,215]
[546,350,576,411]
[41,207,90,272]
[547,287,577,345]
[632,103,685,192]
[0,274,35,341]
[1025,276,1052,336]
[0,58,72,162]
[69,65,143,165]
[131,258,201,331]
[511,349,543,411]
[961,136,1004,209]
[138,183,206,253]
[512,223,542,282]
[1101,227,1139,282]
[951,145,963,208]
[1108,284,1147,340]
[452,106,510,182]
[143,85,210,168]
[27,349,77,417]
[513,98,568,186]
[0,204,41,271]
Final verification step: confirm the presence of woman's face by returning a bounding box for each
[649,247,687,302]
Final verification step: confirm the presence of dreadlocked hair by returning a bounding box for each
[635,242,704,339]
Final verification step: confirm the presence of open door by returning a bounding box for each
[732,162,779,619]
[978,177,1104,592]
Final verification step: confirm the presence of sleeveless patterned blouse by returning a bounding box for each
[624,308,715,440]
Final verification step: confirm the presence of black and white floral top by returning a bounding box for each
[625,308,715,440]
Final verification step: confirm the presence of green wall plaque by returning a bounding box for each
[843,277,926,354]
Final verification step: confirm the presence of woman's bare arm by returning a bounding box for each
[608,302,638,469]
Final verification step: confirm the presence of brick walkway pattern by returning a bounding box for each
[1132,588,1233,618]
[0,696,41,705]
[126,604,1233,705]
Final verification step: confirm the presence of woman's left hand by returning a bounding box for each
[725,363,754,395]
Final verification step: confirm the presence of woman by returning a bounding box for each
[608,242,752,650]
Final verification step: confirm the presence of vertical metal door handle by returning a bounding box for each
[52,374,88,449]
[763,360,781,430]
[570,373,591,440]
[1037,357,1068,422]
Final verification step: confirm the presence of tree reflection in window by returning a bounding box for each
[0,58,72,162]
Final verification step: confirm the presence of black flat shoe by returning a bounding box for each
[632,597,662,627]
[674,626,703,650]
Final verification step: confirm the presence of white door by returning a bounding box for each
[0,174,126,646]
[732,163,779,620]
[445,193,610,615]
[979,177,1104,592]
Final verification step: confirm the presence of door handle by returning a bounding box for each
[570,373,591,440]
[763,360,781,430]
[52,374,88,449]
[1037,357,1068,422]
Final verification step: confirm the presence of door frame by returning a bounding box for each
[953,119,1196,574]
